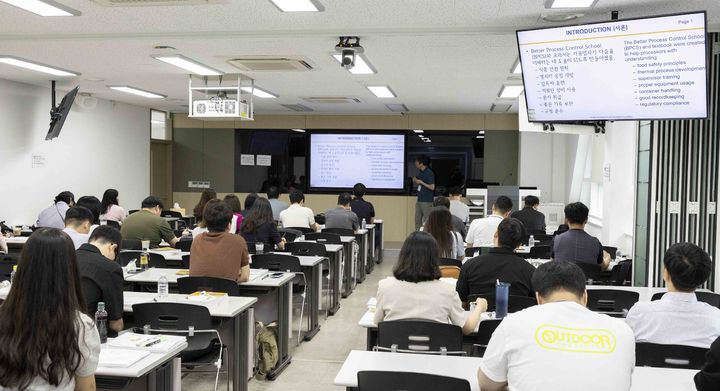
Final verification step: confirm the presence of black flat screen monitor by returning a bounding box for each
[46,86,79,140]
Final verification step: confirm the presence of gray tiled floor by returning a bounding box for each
[182,246,400,391]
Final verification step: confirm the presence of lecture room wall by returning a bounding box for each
[172,113,518,241]
[0,78,150,225]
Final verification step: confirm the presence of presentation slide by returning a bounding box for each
[517,12,707,122]
[309,133,405,190]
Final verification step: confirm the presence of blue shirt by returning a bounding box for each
[416,168,435,203]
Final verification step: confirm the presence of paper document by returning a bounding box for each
[98,348,150,368]
[109,333,187,353]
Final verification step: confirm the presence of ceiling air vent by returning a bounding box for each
[227,57,314,72]
[281,104,314,112]
[385,104,409,112]
[92,0,228,5]
[491,103,512,112]
[302,97,361,104]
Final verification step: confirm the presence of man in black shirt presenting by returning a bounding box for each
[456,218,536,301]
[76,225,124,336]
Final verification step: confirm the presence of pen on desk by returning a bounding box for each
[144,338,162,347]
[261,273,270,280]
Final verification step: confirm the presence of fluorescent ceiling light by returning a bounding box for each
[152,55,223,76]
[241,86,278,98]
[424,139,432,143]
[108,85,166,99]
[545,0,597,8]
[332,54,376,74]
[269,0,323,12]
[498,85,524,99]
[512,60,522,74]
[367,86,396,98]
[292,128,306,133]
[0,0,80,16]
[0,55,79,76]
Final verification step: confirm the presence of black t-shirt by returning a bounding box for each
[350,198,375,222]
[456,247,536,301]
[76,243,124,323]
[241,222,281,246]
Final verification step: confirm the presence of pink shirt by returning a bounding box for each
[101,204,127,223]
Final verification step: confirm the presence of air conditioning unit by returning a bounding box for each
[192,99,248,118]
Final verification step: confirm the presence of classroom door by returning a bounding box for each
[150,140,172,207]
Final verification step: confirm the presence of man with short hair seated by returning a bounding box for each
[63,206,94,249]
[466,196,512,247]
[626,243,720,348]
[478,261,635,391]
[190,200,250,283]
[456,218,535,301]
[120,196,179,248]
[510,195,546,234]
[324,193,360,232]
[36,191,75,229]
[432,196,467,239]
[279,189,319,231]
[350,183,375,224]
[77,225,124,335]
[551,202,611,271]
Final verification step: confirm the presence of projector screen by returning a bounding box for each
[517,12,708,122]
[309,133,406,192]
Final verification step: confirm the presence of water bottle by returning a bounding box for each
[140,251,149,270]
[9,265,17,285]
[495,282,510,319]
[95,302,108,344]
[158,274,169,300]
[528,235,536,247]
[361,218,367,230]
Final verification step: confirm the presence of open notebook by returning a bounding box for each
[108,332,187,353]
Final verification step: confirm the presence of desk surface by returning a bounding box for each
[123,291,256,318]
[95,340,187,378]
[5,236,28,244]
[251,253,326,267]
[125,267,295,288]
[295,239,344,253]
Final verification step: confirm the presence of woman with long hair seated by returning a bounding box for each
[424,207,464,261]
[240,198,285,251]
[373,231,487,335]
[0,228,101,390]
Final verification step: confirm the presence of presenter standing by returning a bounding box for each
[413,155,435,231]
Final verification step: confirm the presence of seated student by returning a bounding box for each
[478,261,635,391]
[325,193,360,232]
[120,196,179,248]
[241,193,258,218]
[223,194,244,234]
[77,225,124,336]
[424,207,464,260]
[551,202,610,271]
[510,195,546,234]
[373,231,487,335]
[432,196,467,239]
[190,200,250,282]
[448,187,470,225]
[350,183,375,223]
[280,189,319,231]
[191,199,217,238]
[456,218,536,301]
[77,195,102,234]
[626,243,720,348]
[100,188,127,224]
[696,336,720,391]
[240,198,285,250]
[0,228,100,391]
[36,191,75,229]
[466,195,512,247]
[267,186,289,221]
[63,206,93,250]
[192,188,217,222]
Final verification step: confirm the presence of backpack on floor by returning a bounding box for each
[256,321,279,380]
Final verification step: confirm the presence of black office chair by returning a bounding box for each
[473,319,502,357]
[322,227,354,236]
[286,226,315,234]
[117,251,169,268]
[576,262,603,283]
[304,232,342,244]
[438,258,462,268]
[104,220,121,230]
[175,239,192,252]
[468,294,537,313]
[603,246,618,260]
[636,342,709,369]
[533,234,553,246]
[121,239,142,250]
[128,209,139,215]
[651,291,720,307]
[161,210,183,219]
[528,245,551,259]
[278,228,304,243]
[178,276,240,296]
[610,261,632,286]
[286,242,327,257]
[376,320,464,355]
[586,289,639,317]
[181,254,191,269]
[465,247,491,258]
[357,371,471,391]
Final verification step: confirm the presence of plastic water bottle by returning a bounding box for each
[528,235,536,247]
[361,219,367,230]
[95,302,108,344]
[157,274,169,300]
[9,265,17,285]
[140,251,149,270]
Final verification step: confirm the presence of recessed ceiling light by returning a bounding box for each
[498,85,524,99]
[291,128,306,133]
[241,86,278,99]
[84,77,105,82]
[269,0,323,12]
[545,0,597,8]
[0,0,80,16]
[385,103,409,112]
[367,86,396,99]
[108,85,166,99]
[332,53,376,74]
[152,55,223,76]
[413,129,424,134]
[0,55,79,76]
[512,60,522,74]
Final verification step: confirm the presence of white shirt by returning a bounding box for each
[192,226,208,238]
[280,203,316,229]
[449,199,470,223]
[62,227,89,250]
[480,301,635,391]
[466,214,504,246]
[626,291,720,348]
[451,231,464,259]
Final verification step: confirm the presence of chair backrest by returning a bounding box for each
[121,239,142,250]
[610,261,632,286]
[278,228,303,243]
[0,257,16,282]
[465,247,491,258]
[474,319,503,356]
[175,239,192,252]
[177,276,239,296]
[117,251,169,268]
[468,294,537,313]
[576,262,603,282]
[161,210,183,218]
[602,246,618,260]
[181,254,191,269]
[128,209,139,215]
[133,302,213,331]
[357,371,470,391]
[104,220,121,229]
[651,291,720,308]
[529,245,551,259]
[376,320,464,355]
[636,342,709,369]
[303,232,342,244]
[533,234,553,246]
[251,253,302,273]
[286,226,315,234]
[438,258,462,268]
[285,242,327,257]
[438,266,461,279]
[322,227,354,236]
[586,289,639,316]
